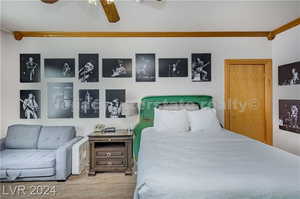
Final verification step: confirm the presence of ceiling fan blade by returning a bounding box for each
[100,0,120,23]
[40,0,59,4]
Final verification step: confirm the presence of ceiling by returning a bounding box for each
[1,0,300,32]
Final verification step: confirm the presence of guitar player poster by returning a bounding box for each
[102,59,132,78]
[20,90,41,119]
[191,53,211,82]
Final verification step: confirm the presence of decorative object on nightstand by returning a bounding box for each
[121,102,139,131]
[88,130,133,176]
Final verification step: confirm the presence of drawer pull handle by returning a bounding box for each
[108,138,112,142]
[106,152,111,157]
[107,161,112,165]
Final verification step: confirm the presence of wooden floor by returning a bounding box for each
[1,170,136,199]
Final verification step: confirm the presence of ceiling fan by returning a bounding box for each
[40,0,163,23]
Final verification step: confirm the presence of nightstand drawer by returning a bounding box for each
[96,158,126,166]
[96,151,125,158]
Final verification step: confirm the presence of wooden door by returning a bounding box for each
[225,59,272,145]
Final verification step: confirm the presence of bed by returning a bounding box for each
[133,95,300,199]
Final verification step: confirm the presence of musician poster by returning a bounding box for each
[48,83,73,118]
[20,90,41,119]
[278,61,300,86]
[79,54,99,82]
[279,100,300,134]
[79,89,99,118]
[20,54,41,83]
[136,54,156,82]
[159,58,188,77]
[45,58,75,78]
[102,59,132,78]
[105,89,126,118]
[191,53,211,82]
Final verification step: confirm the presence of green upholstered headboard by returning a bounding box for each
[133,95,213,159]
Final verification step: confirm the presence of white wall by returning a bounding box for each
[0,31,3,137]
[272,26,300,156]
[1,33,271,137]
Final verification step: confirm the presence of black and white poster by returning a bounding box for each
[278,61,300,86]
[20,54,41,82]
[136,54,156,82]
[79,54,99,82]
[48,83,73,118]
[279,100,300,134]
[106,89,125,118]
[45,58,75,78]
[79,89,100,118]
[103,59,132,78]
[159,58,188,77]
[20,90,41,119]
[191,53,211,82]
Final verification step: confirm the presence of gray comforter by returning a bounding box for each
[134,128,300,199]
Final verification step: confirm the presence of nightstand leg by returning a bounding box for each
[88,171,96,176]
[125,169,132,176]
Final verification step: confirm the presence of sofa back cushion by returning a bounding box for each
[5,125,42,149]
[37,126,76,149]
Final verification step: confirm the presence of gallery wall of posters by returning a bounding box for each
[279,100,300,134]
[103,59,132,78]
[20,90,41,119]
[19,52,214,120]
[136,54,156,82]
[105,89,126,118]
[191,53,211,82]
[48,83,73,118]
[159,58,188,77]
[278,61,300,86]
[45,58,75,78]
[79,54,99,82]
[20,54,41,83]
[79,89,100,118]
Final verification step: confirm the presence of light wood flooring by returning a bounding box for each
[1,170,136,199]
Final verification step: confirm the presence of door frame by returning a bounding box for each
[224,59,273,145]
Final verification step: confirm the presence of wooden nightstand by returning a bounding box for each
[88,130,133,176]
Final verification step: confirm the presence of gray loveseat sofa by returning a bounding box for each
[0,124,82,181]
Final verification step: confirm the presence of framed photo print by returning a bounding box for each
[103,59,132,78]
[159,58,188,77]
[79,54,99,83]
[136,54,156,82]
[278,61,300,86]
[20,54,41,82]
[45,58,75,78]
[191,53,211,82]
[20,90,41,119]
[105,89,125,118]
[48,82,73,118]
[79,89,100,118]
[279,100,300,134]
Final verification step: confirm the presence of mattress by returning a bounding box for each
[134,127,300,199]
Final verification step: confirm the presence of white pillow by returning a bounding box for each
[154,108,189,132]
[187,108,221,132]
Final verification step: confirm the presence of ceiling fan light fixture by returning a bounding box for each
[40,0,59,3]
[106,0,115,4]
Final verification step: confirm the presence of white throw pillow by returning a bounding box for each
[154,108,189,132]
[187,108,221,132]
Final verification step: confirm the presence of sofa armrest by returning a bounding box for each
[56,137,83,180]
[0,138,6,151]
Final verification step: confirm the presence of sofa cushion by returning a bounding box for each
[37,126,76,149]
[5,125,42,149]
[0,149,56,170]
[0,168,55,180]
